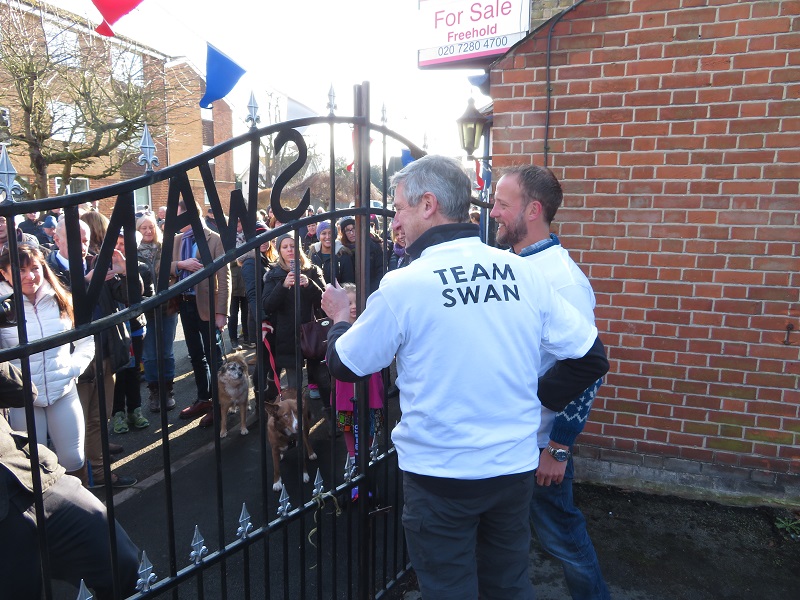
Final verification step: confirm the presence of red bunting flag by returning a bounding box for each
[475,160,484,190]
[91,0,145,36]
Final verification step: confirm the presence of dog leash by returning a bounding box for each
[261,320,281,398]
[219,328,229,365]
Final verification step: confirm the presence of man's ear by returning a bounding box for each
[421,192,438,218]
[527,201,543,222]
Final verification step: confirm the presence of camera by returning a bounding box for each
[0,292,16,328]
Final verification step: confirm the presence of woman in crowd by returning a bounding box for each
[337,215,384,294]
[240,221,278,394]
[309,221,354,285]
[137,213,178,411]
[80,210,109,255]
[388,227,411,270]
[0,245,95,479]
[262,232,331,413]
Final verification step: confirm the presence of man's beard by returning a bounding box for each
[495,212,526,249]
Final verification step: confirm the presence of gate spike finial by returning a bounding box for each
[327,85,337,116]
[135,551,157,592]
[277,485,292,517]
[75,579,93,600]
[237,503,253,539]
[369,436,380,461]
[137,123,159,173]
[190,525,208,564]
[344,454,356,482]
[312,468,324,496]
[246,92,260,129]
[0,144,23,202]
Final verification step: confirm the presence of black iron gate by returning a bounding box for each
[0,82,424,599]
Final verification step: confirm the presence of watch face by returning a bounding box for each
[549,447,570,462]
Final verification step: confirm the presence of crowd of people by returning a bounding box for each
[1,157,613,599]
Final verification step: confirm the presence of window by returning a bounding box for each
[0,107,9,142]
[134,186,150,209]
[50,101,85,143]
[111,46,144,86]
[53,177,89,196]
[43,21,80,68]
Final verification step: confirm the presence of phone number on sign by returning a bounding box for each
[437,36,509,57]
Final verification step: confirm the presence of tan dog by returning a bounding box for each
[266,388,317,491]
[217,353,251,438]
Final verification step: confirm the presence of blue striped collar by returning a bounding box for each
[517,234,560,258]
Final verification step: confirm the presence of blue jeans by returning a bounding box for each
[530,456,610,600]
[402,471,535,600]
[178,298,223,400]
[142,311,178,383]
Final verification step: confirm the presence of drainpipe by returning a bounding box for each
[544,0,591,167]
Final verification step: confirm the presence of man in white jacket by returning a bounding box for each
[322,155,609,600]
[491,165,610,599]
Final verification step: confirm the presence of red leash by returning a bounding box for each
[261,320,281,398]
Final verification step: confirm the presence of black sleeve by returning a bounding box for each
[537,336,610,412]
[325,321,368,383]
[0,362,34,408]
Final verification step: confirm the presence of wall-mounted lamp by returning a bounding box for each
[457,98,488,160]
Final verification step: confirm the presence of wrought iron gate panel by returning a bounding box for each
[0,82,423,600]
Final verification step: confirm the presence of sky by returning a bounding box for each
[48,0,493,161]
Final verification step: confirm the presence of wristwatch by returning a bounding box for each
[546,445,571,462]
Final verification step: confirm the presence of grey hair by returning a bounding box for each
[55,216,90,238]
[389,155,471,223]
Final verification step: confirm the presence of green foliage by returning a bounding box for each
[775,516,800,539]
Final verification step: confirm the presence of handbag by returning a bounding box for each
[300,314,332,360]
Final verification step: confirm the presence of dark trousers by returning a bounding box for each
[111,334,144,414]
[179,297,223,401]
[228,295,249,344]
[530,456,610,600]
[0,475,139,600]
[402,471,536,600]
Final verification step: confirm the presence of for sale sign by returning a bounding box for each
[417,0,531,68]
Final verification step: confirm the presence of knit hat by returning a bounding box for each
[316,221,331,236]
[274,230,295,250]
[42,215,57,229]
[338,216,355,233]
[254,220,268,233]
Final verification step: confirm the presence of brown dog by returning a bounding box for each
[266,388,317,491]
[217,353,252,438]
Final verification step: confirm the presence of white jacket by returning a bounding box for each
[0,281,94,407]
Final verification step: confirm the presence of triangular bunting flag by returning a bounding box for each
[91,0,145,37]
[199,44,246,109]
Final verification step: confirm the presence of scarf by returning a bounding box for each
[179,230,196,293]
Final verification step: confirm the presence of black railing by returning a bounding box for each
[0,82,423,600]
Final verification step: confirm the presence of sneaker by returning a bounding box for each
[231,343,243,352]
[89,473,137,489]
[242,341,256,349]
[111,411,129,434]
[179,399,212,420]
[128,407,149,429]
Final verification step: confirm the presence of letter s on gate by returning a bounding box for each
[270,129,311,224]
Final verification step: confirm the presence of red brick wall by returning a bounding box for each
[490,0,800,503]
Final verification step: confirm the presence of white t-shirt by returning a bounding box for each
[523,243,596,447]
[334,235,598,479]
